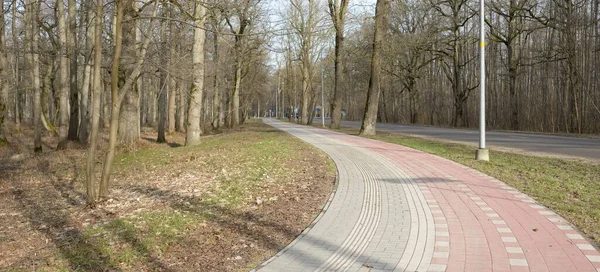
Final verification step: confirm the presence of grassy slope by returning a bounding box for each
[42,120,334,271]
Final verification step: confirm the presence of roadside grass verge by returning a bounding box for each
[332,126,600,245]
[77,120,335,271]
[1,120,335,271]
[70,120,333,271]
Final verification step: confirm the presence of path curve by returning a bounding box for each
[254,120,600,272]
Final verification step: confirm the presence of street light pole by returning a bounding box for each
[476,0,489,161]
[276,70,279,119]
[321,57,325,127]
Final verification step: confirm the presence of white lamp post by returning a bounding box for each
[476,0,489,161]
[321,57,325,127]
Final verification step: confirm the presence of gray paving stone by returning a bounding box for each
[255,120,436,272]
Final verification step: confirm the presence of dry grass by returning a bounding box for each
[0,120,335,271]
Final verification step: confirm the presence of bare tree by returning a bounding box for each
[86,0,103,205]
[185,0,207,145]
[360,0,390,135]
[167,4,177,133]
[67,0,79,141]
[0,0,8,144]
[488,0,535,130]
[288,0,319,125]
[117,0,143,144]
[157,6,169,143]
[100,0,157,198]
[11,0,20,131]
[385,0,437,124]
[328,0,349,129]
[79,0,95,145]
[210,9,224,130]
[56,0,70,149]
[223,0,254,128]
[26,0,42,152]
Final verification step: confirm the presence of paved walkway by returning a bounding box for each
[254,120,600,272]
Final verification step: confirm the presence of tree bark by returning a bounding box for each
[79,1,95,145]
[328,0,349,129]
[167,7,176,134]
[230,57,242,128]
[67,0,79,141]
[300,53,311,125]
[117,0,141,144]
[100,0,124,198]
[26,0,42,152]
[11,0,20,130]
[86,0,103,205]
[185,0,206,145]
[56,0,70,149]
[224,2,253,129]
[177,81,185,132]
[100,0,156,198]
[0,0,7,144]
[157,10,168,143]
[211,24,221,130]
[360,0,389,135]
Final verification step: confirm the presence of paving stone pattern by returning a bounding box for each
[254,120,600,272]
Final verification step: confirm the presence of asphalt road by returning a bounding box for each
[318,119,600,161]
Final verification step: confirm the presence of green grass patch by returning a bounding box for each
[80,211,204,269]
[363,132,600,244]
[114,148,172,171]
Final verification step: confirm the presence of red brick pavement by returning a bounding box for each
[318,131,600,272]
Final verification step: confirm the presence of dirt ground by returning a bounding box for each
[0,121,336,271]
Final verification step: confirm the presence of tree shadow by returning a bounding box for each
[11,187,118,271]
[125,185,400,271]
[141,136,183,148]
[380,176,533,203]
[7,154,171,271]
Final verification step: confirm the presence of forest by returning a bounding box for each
[0,0,599,202]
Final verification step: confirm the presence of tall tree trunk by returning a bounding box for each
[185,0,206,145]
[86,0,103,205]
[167,72,176,133]
[211,27,221,130]
[100,0,124,198]
[27,0,42,152]
[508,42,519,130]
[177,82,185,132]
[231,54,242,128]
[56,0,70,149]
[79,2,94,145]
[451,33,465,127]
[157,80,166,142]
[100,0,156,198]
[12,0,20,130]
[67,0,79,141]
[167,8,176,133]
[157,10,168,143]
[565,0,581,133]
[118,0,140,144]
[102,78,110,128]
[0,0,7,144]
[360,0,390,135]
[300,58,310,125]
[328,0,349,129]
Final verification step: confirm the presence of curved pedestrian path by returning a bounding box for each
[255,119,600,272]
